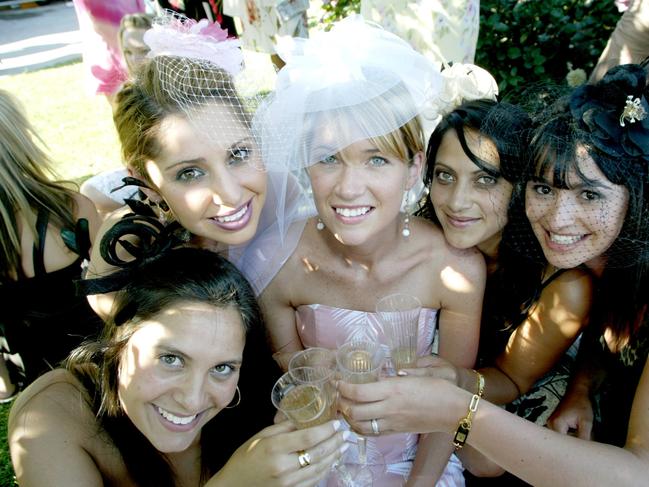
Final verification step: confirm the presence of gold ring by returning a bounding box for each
[297,450,311,468]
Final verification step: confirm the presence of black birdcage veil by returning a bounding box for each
[518,64,649,270]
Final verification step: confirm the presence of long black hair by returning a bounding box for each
[528,63,649,348]
[419,99,542,360]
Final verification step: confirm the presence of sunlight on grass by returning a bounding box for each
[0,62,122,183]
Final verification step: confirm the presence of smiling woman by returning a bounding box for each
[257,16,486,485]
[86,13,309,319]
[8,248,347,487]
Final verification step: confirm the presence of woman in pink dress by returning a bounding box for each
[257,16,486,486]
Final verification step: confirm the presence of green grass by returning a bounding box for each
[0,61,123,183]
[0,51,276,483]
[0,402,16,486]
[0,60,122,485]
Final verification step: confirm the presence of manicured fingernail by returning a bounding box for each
[340,443,351,453]
[397,370,408,376]
[333,420,342,431]
[343,431,353,441]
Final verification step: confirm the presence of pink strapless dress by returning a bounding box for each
[296,304,448,485]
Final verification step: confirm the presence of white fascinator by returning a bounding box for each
[254,15,444,173]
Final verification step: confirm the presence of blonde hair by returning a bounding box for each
[0,90,77,281]
[370,115,423,164]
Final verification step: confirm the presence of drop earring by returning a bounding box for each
[316,218,325,231]
[402,211,411,238]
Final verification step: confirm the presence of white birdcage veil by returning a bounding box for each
[137,11,310,293]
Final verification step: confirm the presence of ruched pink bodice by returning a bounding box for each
[295,304,439,481]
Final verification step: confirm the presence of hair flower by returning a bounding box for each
[430,63,499,119]
[620,95,647,127]
[143,12,243,76]
[569,64,649,160]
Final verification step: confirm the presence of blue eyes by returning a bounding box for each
[320,155,337,165]
[368,156,388,167]
[318,155,390,166]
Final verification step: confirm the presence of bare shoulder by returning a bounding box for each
[262,219,312,297]
[541,267,594,314]
[70,193,101,243]
[9,369,121,486]
[412,217,485,279]
[9,369,94,434]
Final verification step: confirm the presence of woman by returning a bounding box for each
[338,63,649,486]
[0,89,101,398]
[421,74,592,426]
[87,13,307,316]
[9,247,348,486]
[257,17,485,485]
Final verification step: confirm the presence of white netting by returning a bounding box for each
[138,11,312,293]
[254,15,444,173]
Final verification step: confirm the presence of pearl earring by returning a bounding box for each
[402,212,411,238]
[316,218,325,231]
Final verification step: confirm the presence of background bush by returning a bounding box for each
[477,0,620,99]
[321,0,622,100]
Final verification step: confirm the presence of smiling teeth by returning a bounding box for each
[157,406,196,425]
[550,233,582,245]
[215,205,247,223]
[335,207,370,217]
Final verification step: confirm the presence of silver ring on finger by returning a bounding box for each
[297,449,312,468]
[371,418,380,435]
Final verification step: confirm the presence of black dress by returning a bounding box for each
[0,210,102,386]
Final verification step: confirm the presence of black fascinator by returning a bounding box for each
[569,63,649,161]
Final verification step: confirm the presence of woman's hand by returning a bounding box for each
[337,376,459,436]
[209,420,349,487]
[547,385,594,439]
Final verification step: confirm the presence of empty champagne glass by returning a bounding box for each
[376,293,421,372]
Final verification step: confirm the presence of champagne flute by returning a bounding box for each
[336,339,386,485]
[375,293,421,372]
[272,366,337,429]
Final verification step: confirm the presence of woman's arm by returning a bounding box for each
[547,330,607,438]
[259,263,304,371]
[408,246,486,484]
[487,269,593,404]
[71,193,102,247]
[339,355,649,486]
[84,205,143,319]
